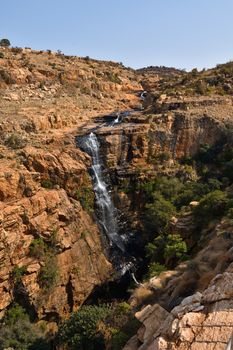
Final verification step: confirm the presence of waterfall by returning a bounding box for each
[78,132,126,253]
[110,113,121,127]
[140,91,147,100]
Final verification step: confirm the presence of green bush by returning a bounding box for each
[146,262,167,279]
[194,190,228,221]
[41,179,53,189]
[0,304,50,350]
[146,233,187,266]
[0,52,4,59]
[111,331,129,350]
[11,265,27,284]
[5,133,26,149]
[29,237,47,258]
[105,72,122,84]
[164,234,187,263]
[57,303,140,350]
[144,193,176,233]
[57,305,110,350]
[38,255,58,291]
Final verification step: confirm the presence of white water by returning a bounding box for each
[110,113,120,127]
[81,132,126,253]
[140,91,147,100]
[131,272,141,285]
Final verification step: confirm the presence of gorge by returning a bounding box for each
[0,47,233,349]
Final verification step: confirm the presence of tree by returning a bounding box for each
[0,38,11,47]
[144,193,176,233]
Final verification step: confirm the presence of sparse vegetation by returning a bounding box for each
[38,254,58,290]
[41,179,53,189]
[76,185,95,214]
[11,265,27,285]
[5,133,26,149]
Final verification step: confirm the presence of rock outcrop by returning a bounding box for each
[124,263,233,350]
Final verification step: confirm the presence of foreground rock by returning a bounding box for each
[124,263,233,350]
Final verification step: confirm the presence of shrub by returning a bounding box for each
[146,233,187,266]
[194,190,228,221]
[76,186,95,213]
[0,69,15,84]
[38,255,58,290]
[57,303,140,350]
[29,237,47,258]
[0,52,4,58]
[0,38,10,47]
[0,304,50,350]
[41,179,53,189]
[105,72,122,84]
[146,262,167,279]
[195,80,208,95]
[164,234,187,263]
[111,331,129,350]
[57,305,110,350]
[5,133,26,149]
[11,265,27,284]
[141,176,183,203]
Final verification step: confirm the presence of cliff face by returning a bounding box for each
[0,131,113,320]
[93,96,233,173]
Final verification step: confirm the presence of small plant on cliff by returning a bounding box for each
[0,52,4,59]
[11,265,27,284]
[144,193,176,234]
[193,190,229,223]
[41,179,53,189]
[29,237,47,258]
[76,186,95,214]
[38,254,58,291]
[145,262,167,279]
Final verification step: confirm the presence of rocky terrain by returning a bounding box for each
[0,47,233,349]
[0,47,142,322]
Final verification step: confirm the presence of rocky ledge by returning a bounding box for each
[124,263,233,350]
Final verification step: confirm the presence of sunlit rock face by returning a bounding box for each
[123,263,233,350]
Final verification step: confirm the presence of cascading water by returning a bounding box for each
[77,130,136,279]
[77,113,139,277]
[81,132,125,253]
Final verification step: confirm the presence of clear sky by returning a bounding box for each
[1,0,233,70]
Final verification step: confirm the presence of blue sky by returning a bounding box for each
[1,0,233,70]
